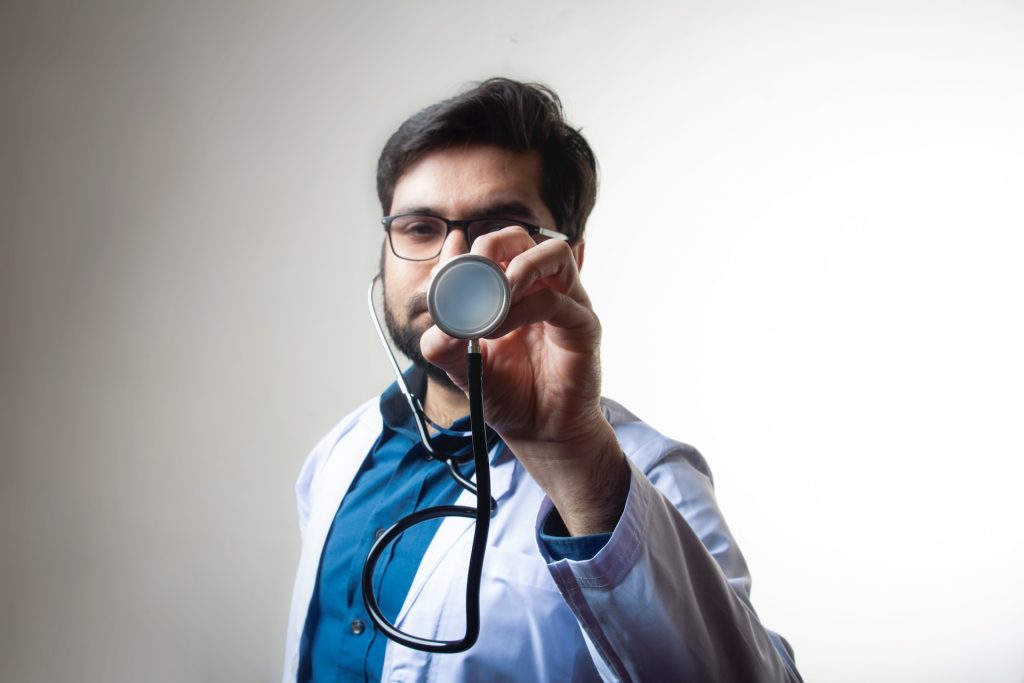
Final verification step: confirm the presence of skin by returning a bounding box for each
[382,145,631,536]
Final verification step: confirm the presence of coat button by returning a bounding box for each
[351,618,366,635]
[375,528,385,541]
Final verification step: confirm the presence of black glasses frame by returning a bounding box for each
[382,212,568,261]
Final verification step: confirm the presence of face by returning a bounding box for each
[381,145,573,377]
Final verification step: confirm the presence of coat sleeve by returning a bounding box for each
[536,427,802,682]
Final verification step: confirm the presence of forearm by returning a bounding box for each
[506,417,632,536]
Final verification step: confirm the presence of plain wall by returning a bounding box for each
[2,1,1022,681]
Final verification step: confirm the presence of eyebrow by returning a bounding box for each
[393,202,541,222]
[473,202,540,221]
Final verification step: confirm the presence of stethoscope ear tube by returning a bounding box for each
[361,345,492,653]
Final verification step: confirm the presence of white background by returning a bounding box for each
[2,1,1022,681]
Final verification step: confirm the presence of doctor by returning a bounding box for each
[283,78,802,682]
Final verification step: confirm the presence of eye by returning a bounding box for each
[394,217,445,241]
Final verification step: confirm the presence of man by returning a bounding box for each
[283,78,801,682]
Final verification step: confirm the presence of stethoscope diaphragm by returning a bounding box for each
[427,254,510,340]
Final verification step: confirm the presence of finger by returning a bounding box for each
[487,288,600,347]
[504,238,589,306]
[419,324,470,392]
[469,226,536,266]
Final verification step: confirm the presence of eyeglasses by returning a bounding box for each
[382,213,569,261]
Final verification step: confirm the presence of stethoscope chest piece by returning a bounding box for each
[427,254,510,340]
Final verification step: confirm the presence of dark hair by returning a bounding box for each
[376,78,598,243]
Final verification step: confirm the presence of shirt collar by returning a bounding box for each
[379,364,474,451]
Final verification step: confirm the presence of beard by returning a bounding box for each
[382,282,457,388]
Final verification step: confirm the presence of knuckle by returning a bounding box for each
[472,230,500,251]
[546,237,574,259]
[503,225,531,239]
[508,249,538,276]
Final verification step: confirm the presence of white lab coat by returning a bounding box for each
[283,396,801,682]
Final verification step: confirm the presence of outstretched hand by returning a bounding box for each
[420,227,630,536]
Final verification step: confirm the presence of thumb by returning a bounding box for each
[420,325,470,394]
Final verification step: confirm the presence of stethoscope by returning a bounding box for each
[361,254,510,653]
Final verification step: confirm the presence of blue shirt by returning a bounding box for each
[298,367,609,682]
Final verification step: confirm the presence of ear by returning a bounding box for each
[571,239,586,272]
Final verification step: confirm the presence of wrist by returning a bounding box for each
[508,419,631,536]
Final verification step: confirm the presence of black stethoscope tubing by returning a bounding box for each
[361,274,497,653]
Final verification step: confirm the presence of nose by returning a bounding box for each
[430,227,470,277]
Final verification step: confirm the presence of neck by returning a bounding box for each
[422,374,470,429]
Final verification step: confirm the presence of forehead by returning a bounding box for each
[389,145,548,220]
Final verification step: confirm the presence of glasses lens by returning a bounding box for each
[389,215,447,259]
